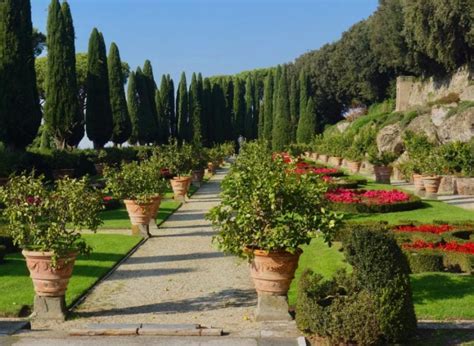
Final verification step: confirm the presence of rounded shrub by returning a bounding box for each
[405,251,444,273]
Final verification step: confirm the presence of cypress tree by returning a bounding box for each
[158,74,171,142]
[167,75,176,139]
[262,71,274,141]
[142,60,159,142]
[127,71,140,145]
[212,83,225,144]
[244,75,254,139]
[108,42,131,146]
[202,77,213,145]
[299,68,309,121]
[289,75,299,142]
[272,65,282,122]
[189,72,203,145]
[155,88,167,145]
[297,97,316,144]
[254,77,264,139]
[272,67,291,151]
[85,28,112,149]
[176,72,189,143]
[135,67,156,144]
[0,0,42,150]
[197,73,208,146]
[232,78,245,138]
[224,79,234,141]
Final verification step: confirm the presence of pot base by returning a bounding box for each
[32,295,67,322]
[255,293,293,322]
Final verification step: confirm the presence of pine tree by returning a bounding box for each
[189,72,203,145]
[272,67,291,151]
[289,75,299,142]
[108,42,131,146]
[0,0,42,150]
[244,75,254,139]
[127,71,140,145]
[62,1,84,148]
[262,71,274,141]
[142,60,159,142]
[232,78,245,138]
[176,72,189,143]
[297,97,316,144]
[135,67,157,144]
[85,28,112,149]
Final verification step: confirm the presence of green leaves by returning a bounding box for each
[207,141,342,259]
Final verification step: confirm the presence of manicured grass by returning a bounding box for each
[289,238,474,320]
[0,233,141,317]
[100,199,181,229]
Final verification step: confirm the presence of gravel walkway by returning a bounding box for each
[61,167,266,336]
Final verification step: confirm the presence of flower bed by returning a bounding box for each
[403,240,474,255]
[394,224,454,235]
[294,161,344,177]
[326,189,422,213]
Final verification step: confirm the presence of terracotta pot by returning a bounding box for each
[22,250,77,297]
[374,165,393,184]
[413,174,425,191]
[124,199,152,225]
[192,169,205,184]
[94,163,105,176]
[148,196,162,220]
[422,176,442,194]
[456,177,474,195]
[171,176,191,199]
[52,169,75,180]
[329,156,343,167]
[319,154,329,163]
[207,162,216,174]
[311,153,319,161]
[249,249,302,295]
[346,161,361,174]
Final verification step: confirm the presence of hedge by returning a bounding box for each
[405,251,444,273]
[328,195,423,214]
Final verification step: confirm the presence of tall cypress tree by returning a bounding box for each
[167,75,176,139]
[127,71,140,145]
[272,67,291,151]
[289,75,299,143]
[85,28,112,149]
[212,83,225,144]
[108,42,131,146]
[176,72,189,143]
[272,65,282,123]
[299,68,309,123]
[254,77,263,139]
[244,75,254,139]
[223,78,234,141]
[262,71,274,142]
[142,60,159,142]
[159,74,171,142]
[135,67,156,144]
[232,78,245,138]
[297,97,316,144]
[197,73,208,146]
[0,0,42,150]
[155,88,167,145]
[202,77,212,145]
[189,72,203,145]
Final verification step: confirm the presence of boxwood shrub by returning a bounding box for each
[296,226,417,344]
[405,251,444,273]
[328,195,422,214]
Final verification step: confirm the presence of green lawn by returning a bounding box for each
[289,237,474,320]
[100,199,181,229]
[0,233,141,317]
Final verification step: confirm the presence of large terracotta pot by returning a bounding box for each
[374,165,393,184]
[311,153,319,161]
[124,199,152,225]
[413,174,425,191]
[249,249,302,295]
[192,169,205,184]
[171,176,191,200]
[52,169,75,180]
[456,177,474,195]
[319,154,329,163]
[148,196,162,220]
[329,156,343,167]
[22,250,77,297]
[347,161,361,174]
[422,176,442,194]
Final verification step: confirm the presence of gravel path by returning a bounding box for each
[61,167,265,336]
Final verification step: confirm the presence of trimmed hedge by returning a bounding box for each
[328,195,423,214]
[405,251,444,273]
[296,226,417,344]
[0,245,5,264]
[443,252,474,274]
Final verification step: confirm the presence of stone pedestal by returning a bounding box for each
[131,224,151,238]
[32,295,67,322]
[255,294,292,322]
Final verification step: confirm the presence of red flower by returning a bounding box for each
[394,224,454,235]
[325,188,410,205]
[403,240,474,255]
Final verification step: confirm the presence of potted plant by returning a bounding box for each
[207,142,341,320]
[206,147,221,174]
[368,148,398,184]
[0,174,103,320]
[345,147,364,174]
[190,145,209,187]
[419,152,444,196]
[161,141,193,201]
[104,160,167,226]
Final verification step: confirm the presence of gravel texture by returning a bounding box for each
[60,168,270,336]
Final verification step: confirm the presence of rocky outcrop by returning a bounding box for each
[376,123,403,154]
[437,108,474,144]
[406,114,440,143]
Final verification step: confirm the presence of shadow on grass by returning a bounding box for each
[410,329,474,346]
[411,273,474,304]
[74,288,255,318]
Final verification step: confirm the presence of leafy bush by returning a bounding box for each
[297,227,417,343]
[405,251,444,273]
[446,100,474,118]
[438,141,474,176]
[207,141,341,258]
[428,92,460,106]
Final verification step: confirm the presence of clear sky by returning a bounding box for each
[31,0,379,84]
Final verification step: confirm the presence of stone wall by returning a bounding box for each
[396,65,474,112]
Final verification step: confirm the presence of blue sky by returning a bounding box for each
[31,0,378,83]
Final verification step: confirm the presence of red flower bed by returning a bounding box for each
[394,224,454,235]
[403,240,474,255]
[326,188,410,205]
[272,152,292,163]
